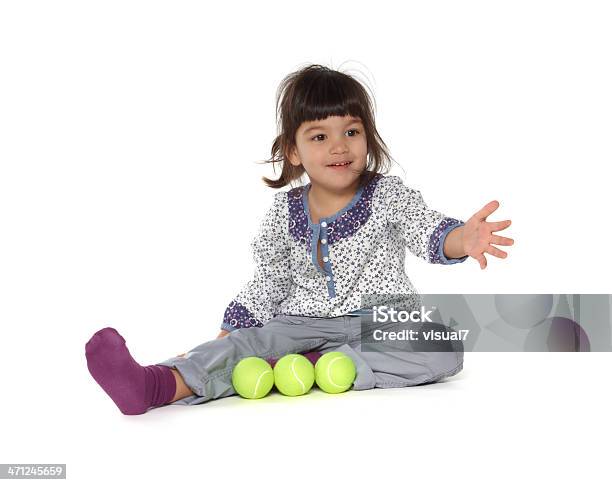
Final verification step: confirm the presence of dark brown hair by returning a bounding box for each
[260,63,396,189]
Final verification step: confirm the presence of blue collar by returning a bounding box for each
[302,182,365,227]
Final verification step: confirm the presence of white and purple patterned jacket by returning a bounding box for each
[221,173,467,332]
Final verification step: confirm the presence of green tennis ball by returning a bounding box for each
[232,357,274,399]
[314,351,356,394]
[273,354,315,396]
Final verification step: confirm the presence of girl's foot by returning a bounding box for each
[85,327,177,415]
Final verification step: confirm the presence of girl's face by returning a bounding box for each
[289,115,367,192]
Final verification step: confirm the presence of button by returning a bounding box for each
[326,275,332,281]
[321,239,327,244]
[321,221,327,228]
[323,256,329,262]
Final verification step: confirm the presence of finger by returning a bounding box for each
[473,200,500,221]
[491,235,514,246]
[489,220,512,232]
[485,244,508,259]
[476,254,487,270]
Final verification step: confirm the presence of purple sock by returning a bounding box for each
[85,327,177,415]
[266,351,322,368]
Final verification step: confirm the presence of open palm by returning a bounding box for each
[462,200,514,270]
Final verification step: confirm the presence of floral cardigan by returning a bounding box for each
[221,173,467,332]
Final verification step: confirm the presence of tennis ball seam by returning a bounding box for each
[290,357,306,394]
[326,356,347,389]
[252,370,273,398]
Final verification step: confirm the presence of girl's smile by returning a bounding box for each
[327,160,353,168]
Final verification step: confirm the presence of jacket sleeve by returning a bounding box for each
[382,176,468,265]
[220,192,292,332]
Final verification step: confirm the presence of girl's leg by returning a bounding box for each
[155,316,348,407]
[337,317,465,390]
[86,316,347,414]
[340,343,464,390]
[169,369,195,402]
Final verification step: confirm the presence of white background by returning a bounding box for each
[1,1,610,483]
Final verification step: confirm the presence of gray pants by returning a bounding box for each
[156,314,464,406]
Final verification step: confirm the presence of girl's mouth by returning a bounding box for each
[327,161,352,169]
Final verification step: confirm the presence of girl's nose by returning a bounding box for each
[330,140,349,153]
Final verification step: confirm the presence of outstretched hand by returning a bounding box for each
[462,200,514,270]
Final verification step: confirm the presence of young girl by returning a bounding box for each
[85,64,514,415]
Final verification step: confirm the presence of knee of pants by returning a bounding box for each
[225,326,325,361]
[420,343,464,383]
[224,327,283,357]
[415,322,465,371]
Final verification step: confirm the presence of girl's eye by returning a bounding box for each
[311,129,360,142]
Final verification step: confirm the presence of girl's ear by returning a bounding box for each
[288,146,302,167]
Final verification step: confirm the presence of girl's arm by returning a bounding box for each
[218,192,292,334]
[382,176,468,265]
[443,226,467,260]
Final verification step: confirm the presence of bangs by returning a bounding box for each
[293,72,367,125]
